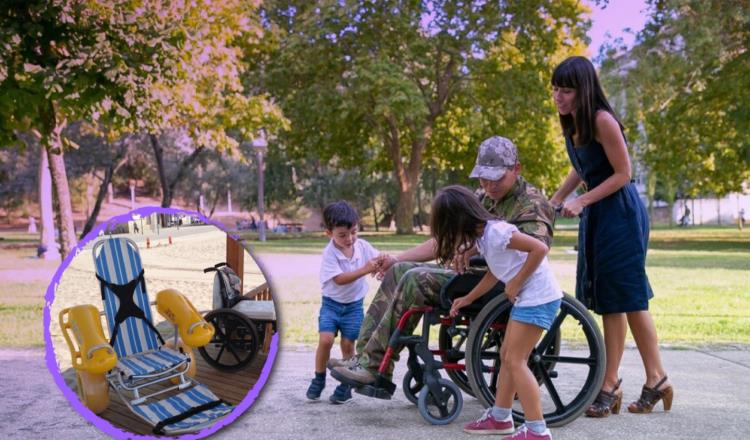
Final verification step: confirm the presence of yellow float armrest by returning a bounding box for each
[59,305,117,374]
[156,289,214,348]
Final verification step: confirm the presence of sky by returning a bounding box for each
[586,0,650,59]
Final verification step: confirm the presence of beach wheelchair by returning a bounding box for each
[199,262,276,372]
[59,237,233,435]
[342,258,605,427]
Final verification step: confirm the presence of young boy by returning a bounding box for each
[306,201,380,404]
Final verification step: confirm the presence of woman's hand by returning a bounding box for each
[449,295,474,317]
[562,197,585,217]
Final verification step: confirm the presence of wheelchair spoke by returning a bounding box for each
[215,341,227,360]
[489,359,500,391]
[541,354,597,365]
[537,310,566,354]
[538,365,565,412]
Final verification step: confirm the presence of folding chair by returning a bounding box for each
[60,237,234,435]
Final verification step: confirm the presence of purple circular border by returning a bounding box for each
[43,206,279,439]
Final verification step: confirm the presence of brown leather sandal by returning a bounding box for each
[585,378,623,417]
[628,375,673,413]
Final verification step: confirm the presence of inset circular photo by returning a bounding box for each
[45,207,278,438]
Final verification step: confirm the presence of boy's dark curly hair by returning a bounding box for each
[323,201,359,230]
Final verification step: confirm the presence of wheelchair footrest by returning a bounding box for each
[395,335,424,346]
[353,376,396,400]
[129,384,233,435]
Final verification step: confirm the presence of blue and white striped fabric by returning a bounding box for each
[131,384,233,433]
[116,346,187,380]
[94,238,160,358]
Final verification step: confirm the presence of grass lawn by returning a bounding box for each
[244,226,750,347]
[0,226,748,348]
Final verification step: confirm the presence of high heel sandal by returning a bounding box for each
[585,378,623,418]
[628,375,673,413]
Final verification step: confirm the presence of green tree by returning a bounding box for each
[256,0,589,233]
[0,0,286,255]
[600,0,750,215]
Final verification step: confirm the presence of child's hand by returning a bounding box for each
[365,257,380,274]
[449,296,473,317]
[505,278,521,304]
[374,254,397,280]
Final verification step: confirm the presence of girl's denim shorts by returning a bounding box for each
[510,299,562,330]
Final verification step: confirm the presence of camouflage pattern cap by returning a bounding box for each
[469,136,518,180]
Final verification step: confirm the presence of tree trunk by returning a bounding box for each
[371,197,379,232]
[150,134,171,207]
[394,184,417,234]
[150,133,206,209]
[383,116,430,235]
[646,169,656,228]
[79,140,129,239]
[38,144,60,260]
[40,100,77,257]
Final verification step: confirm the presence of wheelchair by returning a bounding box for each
[199,263,277,372]
[341,259,605,427]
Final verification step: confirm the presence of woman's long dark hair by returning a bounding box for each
[430,185,496,265]
[551,56,623,145]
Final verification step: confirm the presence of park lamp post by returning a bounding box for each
[252,133,268,242]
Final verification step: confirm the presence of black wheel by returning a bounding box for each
[417,378,463,425]
[402,370,423,405]
[465,293,605,427]
[438,322,475,396]
[199,308,259,372]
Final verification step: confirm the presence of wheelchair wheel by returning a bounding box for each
[438,322,474,396]
[417,378,463,425]
[76,371,109,414]
[199,309,259,372]
[466,293,605,427]
[402,370,423,405]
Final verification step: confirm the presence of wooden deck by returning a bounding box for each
[62,351,268,436]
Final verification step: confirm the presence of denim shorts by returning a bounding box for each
[318,296,364,341]
[510,299,562,330]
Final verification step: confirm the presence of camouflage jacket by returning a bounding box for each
[477,176,555,247]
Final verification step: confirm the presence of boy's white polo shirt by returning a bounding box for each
[320,238,380,304]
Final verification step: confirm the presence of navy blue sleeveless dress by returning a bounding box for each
[566,136,653,314]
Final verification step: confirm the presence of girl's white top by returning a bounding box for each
[476,220,562,307]
[319,238,380,303]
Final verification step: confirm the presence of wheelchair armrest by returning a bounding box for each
[156,289,214,348]
[59,304,117,374]
[439,268,505,313]
[468,256,487,267]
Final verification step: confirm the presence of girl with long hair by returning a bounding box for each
[432,185,562,440]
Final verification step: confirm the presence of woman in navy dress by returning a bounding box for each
[549,56,673,418]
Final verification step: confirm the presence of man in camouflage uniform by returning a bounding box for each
[330,136,555,386]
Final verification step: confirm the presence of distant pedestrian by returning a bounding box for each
[739,208,745,230]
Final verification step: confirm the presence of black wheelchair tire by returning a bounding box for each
[402,369,423,405]
[198,308,259,372]
[417,378,463,425]
[465,293,605,427]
